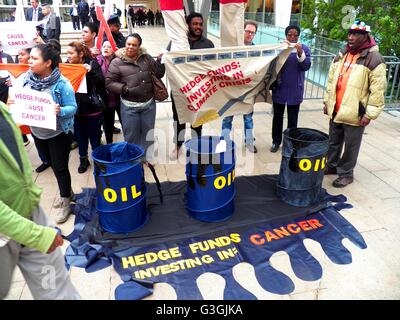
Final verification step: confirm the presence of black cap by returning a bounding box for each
[107,15,121,25]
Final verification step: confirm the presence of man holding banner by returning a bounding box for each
[169,12,215,160]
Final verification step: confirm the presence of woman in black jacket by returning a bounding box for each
[67,41,106,173]
[106,33,165,163]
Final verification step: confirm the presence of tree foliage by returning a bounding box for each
[301,0,400,56]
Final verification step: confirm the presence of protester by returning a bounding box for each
[221,20,258,153]
[0,101,81,300]
[4,48,51,171]
[168,12,215,160]
[323,20,386,188]
[97,41,119,144]
[70,3,80,31]
[41,5,61,42]
[67,41,106,173]
[106,33,165,162]
[20,44,77,223]
[81,22,100,57]
[270,25,311,153]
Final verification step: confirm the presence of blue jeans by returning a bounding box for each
[221,112,254,144]
[120,100,156,161]
[74,114,103,158]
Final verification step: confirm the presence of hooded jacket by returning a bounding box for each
[323,45,387,126]
[105,47,165,103]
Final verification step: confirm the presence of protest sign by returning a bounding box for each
[9,88,56,130]
[0,21,39,55]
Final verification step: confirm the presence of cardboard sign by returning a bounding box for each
[0,22,38,55]
[9,88,56,130]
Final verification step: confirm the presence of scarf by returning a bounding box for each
[346,34,376,54]
[24,67,61,91]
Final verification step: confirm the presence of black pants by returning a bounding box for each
[72,16,80,30]
[32,132,72,198]
[74,114,103,158]
[272,103,300,145]
[327,120,365,177]
[79,15,89,29]
[171,94,202,148]
[103,106,121,144]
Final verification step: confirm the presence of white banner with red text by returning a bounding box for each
[9,88,56,130]
[164,43,291,127]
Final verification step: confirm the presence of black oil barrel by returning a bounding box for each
[276,128,329,207]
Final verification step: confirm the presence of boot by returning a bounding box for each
[55,197,72,224]
[78,157,90,174]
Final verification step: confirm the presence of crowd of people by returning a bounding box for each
[0,1,387,300]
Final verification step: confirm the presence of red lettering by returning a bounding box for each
[307,219,324,229]
[287,224,301,234]
[249,234,265,245]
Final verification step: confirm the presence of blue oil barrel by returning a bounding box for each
[185,136,236,222]
[276,128,329,207]
[92,142,148,233]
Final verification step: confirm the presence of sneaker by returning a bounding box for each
[332,176,354,188]
[78,157,91,174]
[53,190,75,208]
[246,144,258,153]
[35,163,51,173]
[24,139,30,146]
[324,166,337,175]
[113,126,121,134]
[55,197,72,224]
[70,141,78,150]
[169,145,182,161]
[270,143,280,153]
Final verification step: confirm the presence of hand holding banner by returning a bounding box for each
[9,88,57,130]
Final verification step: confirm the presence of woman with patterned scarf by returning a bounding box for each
[23,44,77,224]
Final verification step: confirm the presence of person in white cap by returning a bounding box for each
[323,20,387,188]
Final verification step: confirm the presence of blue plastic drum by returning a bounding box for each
[185,136,236,222]
[92,142,148,233]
